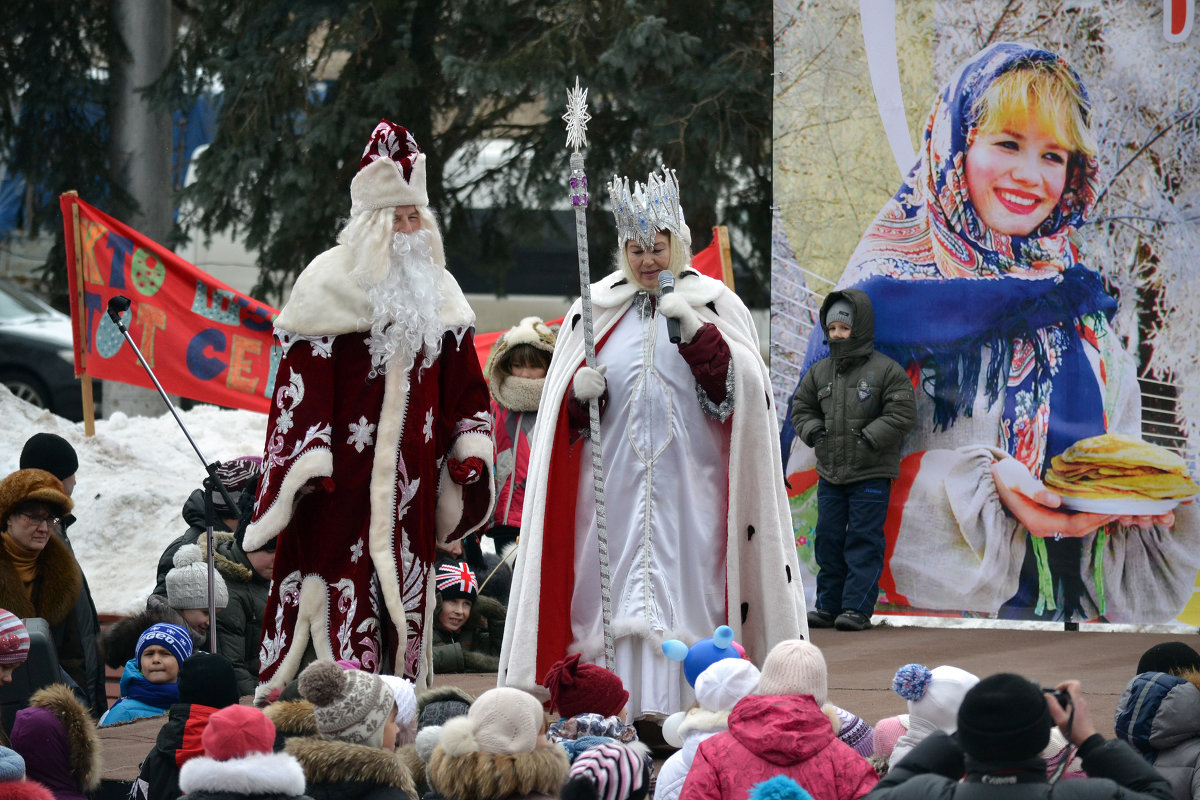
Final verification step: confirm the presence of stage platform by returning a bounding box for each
[95,624,1197,795]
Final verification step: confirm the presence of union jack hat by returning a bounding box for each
[435,562,479,603]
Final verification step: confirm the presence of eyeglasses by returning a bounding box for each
[16,512,61,527]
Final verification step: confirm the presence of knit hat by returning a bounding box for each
[19,434,78,482]
[0,470,73,526]
[0,611,29,666]
[0,746,23,780]
[419,686,475,729]
[136,622,193,666]
[956,673,1052,762]
[543,653,629,719]
[825,298,854,330]
[441,687,544,755]
[1137,641,1200,677]
[351,120,429,215]
[211,457,261,518]
[299,660,395,748]
[757,639,828,705]
[166,544,230,610]
[380,675,418,727]
[871,715,909,759]
[694,657,760,712]
[435,562,479,604]
[891,664,979,734]
[178,652,239,709]
[202,704,276,761]
[561,742,651,800]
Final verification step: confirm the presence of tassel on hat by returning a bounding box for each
[299,660,395,749]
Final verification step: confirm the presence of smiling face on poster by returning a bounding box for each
[774,7,1200,626]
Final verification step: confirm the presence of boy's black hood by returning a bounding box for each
[820,288,875,361]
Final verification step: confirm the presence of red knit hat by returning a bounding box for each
[201,705,276,761]
[542,653,629,719]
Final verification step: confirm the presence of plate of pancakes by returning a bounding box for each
[1045,433,1198,515]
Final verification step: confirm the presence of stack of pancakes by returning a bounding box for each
[1045,433,1198,501]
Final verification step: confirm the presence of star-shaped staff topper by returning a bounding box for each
[563,77,591,153]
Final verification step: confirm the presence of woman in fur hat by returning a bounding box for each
[285,660,415,800]
[428,687,567,800]
[8,684,102,800]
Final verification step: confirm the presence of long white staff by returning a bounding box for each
[563,78,614,670]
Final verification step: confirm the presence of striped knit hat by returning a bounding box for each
[0,611,29,666]
[561,742,650,800]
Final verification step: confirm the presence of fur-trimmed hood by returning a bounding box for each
[677,707,732,739]
[417,685,476,727]
[101,604,190,669]
[21,684,102,791]
[198,531,256,584]
[429,743,568,800]
[0,529,81,626]
[264,699,318,739]
[286,736,417,797]
[179,750,308,797]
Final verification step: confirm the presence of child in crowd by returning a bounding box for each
[286,660,413,799]
[101,622,194,725]
[0,610,28,684]
[790,290,915,632]
[431,562,505,673]
[561,741,651,800]
[178,704,308,800]
[485,316,557,557]
[153,544,229,650]
[9,684,102,800]
[428,687,568,800]
[131,652,242,800]
[656,657,761,800]
[681,639,878,800]
[542,653,639,761]
[888,663,978,768]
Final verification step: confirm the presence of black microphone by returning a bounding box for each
[658,271,682,344]
[107,295,132,325]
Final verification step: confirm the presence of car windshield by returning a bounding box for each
[0,283,56,323]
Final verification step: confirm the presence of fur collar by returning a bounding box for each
[490,376,545,413]
[198,531,255,584]
[0,534,80,625]
[274,243,475,336]
[677,707,731,738]
[285,736,416,792]
[417,685,476,715]
[589,267,723,310]
[29,684,101,791]
[429,744,568,800]
[264,699,318,738]
[179,751,307,796]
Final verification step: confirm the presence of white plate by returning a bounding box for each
[1057,495,1185,515]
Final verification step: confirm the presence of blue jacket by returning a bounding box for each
[99,660,178,726]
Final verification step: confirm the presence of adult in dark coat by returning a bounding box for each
[865,674,1173,800]
[203,530,272,697]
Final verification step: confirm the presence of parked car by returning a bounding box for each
[0,279,100,421]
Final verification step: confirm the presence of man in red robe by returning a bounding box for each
[244,121,494,699]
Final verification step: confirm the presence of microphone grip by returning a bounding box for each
[666,314,681,344]
[658,272,682,344]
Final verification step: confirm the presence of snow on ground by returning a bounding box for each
[0,383,1195,634]
[0,386,266,614]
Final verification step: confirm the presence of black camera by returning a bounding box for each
[1042,687,1070,709]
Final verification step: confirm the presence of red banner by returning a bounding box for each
[60,194,280,413]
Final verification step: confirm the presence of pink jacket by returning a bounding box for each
[491,401,534,528]
[680,694,878,800]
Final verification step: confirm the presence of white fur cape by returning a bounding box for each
[497,268,808,692]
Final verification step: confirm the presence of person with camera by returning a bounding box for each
[865,673,1172,800]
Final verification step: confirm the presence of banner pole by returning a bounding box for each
[66,192,97,436]
[716,225,735,290]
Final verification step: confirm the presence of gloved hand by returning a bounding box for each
[572,364,608,402]
[659,292,703,343]
[448,456,485,485]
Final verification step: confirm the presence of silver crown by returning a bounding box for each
[607,165,686,250]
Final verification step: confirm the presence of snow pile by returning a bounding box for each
[0,386,267,613]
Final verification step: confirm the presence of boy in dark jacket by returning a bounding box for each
[866,673,1173,800]
[790,289,916,631]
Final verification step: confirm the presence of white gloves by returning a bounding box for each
[572,364,608,402]
[659,292,703,343]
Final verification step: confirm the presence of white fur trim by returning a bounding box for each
[567,618,708,665]
[259,575,333,693]
[677,707,731,739]
[245,447,332,552]
[351,153,429,215]
[435,432,496,544]
[179,751,307,795]
[437,716,480,758]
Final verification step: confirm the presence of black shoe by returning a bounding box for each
[835,610,873,631]
[807,608,837,629]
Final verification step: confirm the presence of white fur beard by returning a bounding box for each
[361,229,445,377]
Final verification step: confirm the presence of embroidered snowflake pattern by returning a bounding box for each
[350,538,364,563]
[347,416,376,453]
[423,408,434,443]
[276,408,294,435]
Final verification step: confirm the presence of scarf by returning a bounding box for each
[802,42,1115,478]
[119,658,180,711]
[2,531,40,592]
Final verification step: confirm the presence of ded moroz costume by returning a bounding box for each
[245,120,494,697]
